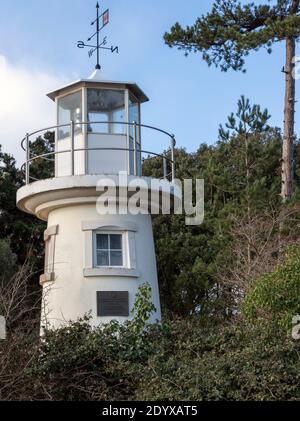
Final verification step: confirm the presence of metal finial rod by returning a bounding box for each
[77,2,119,71]
[96,3,100,69]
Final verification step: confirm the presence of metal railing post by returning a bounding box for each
[20,122,176,183]
[25,133,30,184]
[171,135,176,180]
[163,156,167,179]
[70,120,75,176]
[133,121,137,176]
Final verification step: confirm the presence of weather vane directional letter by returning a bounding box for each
[77,2,119,70]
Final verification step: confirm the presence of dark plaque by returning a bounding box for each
[97,291,129,317]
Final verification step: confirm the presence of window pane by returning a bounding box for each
[110,251,123,266]
[58,91,82,140]
[88,112,109,133]
[111,108,125,134]
[110,234,122,250]
[97,250,109,266]
[87,89,125,134]
[129,96,140,175]
[97,234,108,250]
[129,97,138,122]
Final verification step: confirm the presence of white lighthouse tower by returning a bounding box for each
[16,4,177,329]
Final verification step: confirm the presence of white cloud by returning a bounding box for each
[0,56,66,164]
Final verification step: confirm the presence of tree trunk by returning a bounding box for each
[281,1,298,201]
[281,36,295,201]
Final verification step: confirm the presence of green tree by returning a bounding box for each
[164,0,300,201]
[143,99,283,316]
[0,131,54,266]
[29,131,55,182]
[217,96,281,210]
[0,239,17,285]
[243,246,300,330]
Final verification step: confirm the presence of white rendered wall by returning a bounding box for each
[41,203,161,329]
[56,133,85,176]
[56,133,132,176]
[87,133,128,174]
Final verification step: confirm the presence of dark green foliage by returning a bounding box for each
[0,147,42,266]
[0,132,54,265]
[144,97,284,316]
[243,246,300,330]
[136,319,300,401]
[0,239,17,284]
[29,131,55,182]
[164,0,300,72]
[0,133,54,323]
[152,214,220,316]
[0,278,299,401]
[0,132,54,288]
[28,283,159,400]
[1,316,299,400]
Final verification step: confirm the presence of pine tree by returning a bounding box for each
[164,0,300,201]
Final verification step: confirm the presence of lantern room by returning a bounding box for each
[47,70,149,177]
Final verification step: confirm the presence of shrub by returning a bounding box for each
[28,283,157,400]
[1,283,300,401]
[243,247,300,330]
[136,318,300,401]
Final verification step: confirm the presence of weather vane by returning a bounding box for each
[77,2,119,70]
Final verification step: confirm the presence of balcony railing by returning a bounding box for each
[21,121,176,184]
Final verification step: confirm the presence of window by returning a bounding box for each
[87,89,125,134]
[58,91,82,140]
[82,222,139,277]
[95,233,123,267]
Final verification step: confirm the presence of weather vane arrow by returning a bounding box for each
[77,2,119,70]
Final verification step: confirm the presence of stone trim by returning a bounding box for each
[39,272,55,285]
[44,224,59,241]
[41,225,59,285]
[81,220,138,232]
[83,268,139,278]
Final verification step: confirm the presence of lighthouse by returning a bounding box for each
[16,4,177,329]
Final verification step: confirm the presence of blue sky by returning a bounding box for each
[0,0,298,161]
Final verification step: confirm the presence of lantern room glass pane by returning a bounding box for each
[88,112,109,133]
[129,96,139,128]
[129,95,141,175]
[58,91,82,140]
[87,89,125,134]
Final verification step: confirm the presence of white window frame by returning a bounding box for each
[93,231,126,268]
[82,220,139,278]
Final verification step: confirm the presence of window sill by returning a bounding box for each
[83,267,140,278]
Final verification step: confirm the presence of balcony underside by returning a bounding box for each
[17,174,181,221]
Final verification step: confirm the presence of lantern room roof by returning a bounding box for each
[47,69,149,103]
